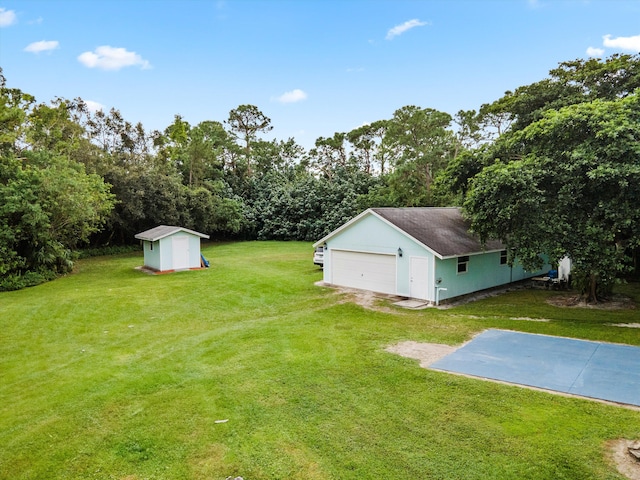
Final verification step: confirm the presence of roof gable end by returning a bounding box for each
[315,208,503,258]
[134,225,210,242]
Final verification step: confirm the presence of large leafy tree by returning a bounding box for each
[0,152,115,288]
[0,78,116,288]
[252,137,304,176]
[486,53,640,132]
[384,105,456,206]
[464,93,640,302]
[156,117,229,187]
[0,70,34,156]
[245,163,378,241]
[436,54,640,302]
[225,104,272,175]
[437,55,640,201]
[308,132,348,179]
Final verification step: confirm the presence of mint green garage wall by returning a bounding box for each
[323,212,550,303]
[433,252,548,302]
[323,214,435,299]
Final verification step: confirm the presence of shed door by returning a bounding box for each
[331,250,396,295]
[172,236,191,270]
[410,257,430,300]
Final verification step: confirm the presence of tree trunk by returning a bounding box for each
[586,273,598,303]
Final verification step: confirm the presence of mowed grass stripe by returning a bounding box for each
[1,241,640,479]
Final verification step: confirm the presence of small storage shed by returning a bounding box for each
[313,207,549,304]
[135,225,209,273]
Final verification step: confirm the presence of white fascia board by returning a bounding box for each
[135,226,210,242]
[313,208,445,259]
[313,209,502,259]
[439,248,505,260]
[173,227,210,240]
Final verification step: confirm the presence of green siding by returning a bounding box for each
[142,240,161,270]
[323,214,436,299]
[142,232,203,271]
[435,252,549,301]
[322,212,550,303]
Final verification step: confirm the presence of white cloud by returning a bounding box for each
[77,45,151,71]
[24,40,59,53]
[84,100,105,113]
[386,19,429,40]
[0,7,17,27]
[274,88,308,103]
[586,46,605,57]
[603,34,640,53]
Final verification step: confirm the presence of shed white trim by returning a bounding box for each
[135,225,209,242]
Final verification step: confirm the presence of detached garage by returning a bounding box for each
[135,225,209,273]
[314,208,549,304]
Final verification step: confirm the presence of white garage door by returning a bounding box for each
[331,250,397,295]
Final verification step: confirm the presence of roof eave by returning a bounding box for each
[313,209,448,259]
[135,226,210,242]
[439,247,505,260]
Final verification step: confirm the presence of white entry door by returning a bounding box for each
[331,250,396,295]
[172,236,191,270]
[410,257,430,300]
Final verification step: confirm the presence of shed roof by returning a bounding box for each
[134,225,210,242]
[315,207,503,258]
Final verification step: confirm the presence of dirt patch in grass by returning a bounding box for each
[509,316,551,322]
[319,281,536,311]
[547,294,635,310]
[386,341,457,367]
[317,283,401,313]
[607,439,640,480]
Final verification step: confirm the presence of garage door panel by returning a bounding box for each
[332,250,396,295]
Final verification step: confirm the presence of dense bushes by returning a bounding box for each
[0,153,114,290]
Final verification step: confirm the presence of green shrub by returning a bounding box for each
[0,269,57,291]
[77,245,141,258]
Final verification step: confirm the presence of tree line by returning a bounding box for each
[2,54,640,299]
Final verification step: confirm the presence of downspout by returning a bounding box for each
[435,286,447,306]
[434,274,446,306]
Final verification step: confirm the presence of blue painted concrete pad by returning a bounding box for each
[430,329,640,407]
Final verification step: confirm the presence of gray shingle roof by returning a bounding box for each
[371,207,503,257]
[134,225,210,242]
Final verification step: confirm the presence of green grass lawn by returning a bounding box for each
[2,241,640,480]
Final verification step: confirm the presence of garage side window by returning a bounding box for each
[457,256,469,274]
[500,250,507,265]
[149,241,153,251]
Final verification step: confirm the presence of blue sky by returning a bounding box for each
[1,0,640,149]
